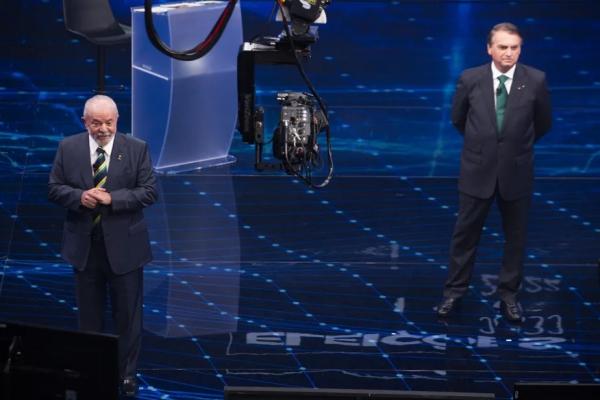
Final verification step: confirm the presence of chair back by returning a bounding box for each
[63,0,124,38]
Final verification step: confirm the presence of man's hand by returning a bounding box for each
[89,187,112,205]
[81,189,99,209]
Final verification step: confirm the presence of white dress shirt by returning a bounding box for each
[88,134,114,174]
[491,62,516,107]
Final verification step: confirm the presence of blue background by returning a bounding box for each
[1,0,599,177]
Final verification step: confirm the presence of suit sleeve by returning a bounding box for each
[451,73,470,135]
[110,142,158,212]
[534,73,552,142]
[48,141,85,212]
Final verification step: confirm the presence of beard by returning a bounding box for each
[90,131,114,146]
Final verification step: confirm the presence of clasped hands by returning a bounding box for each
[81,187,112,209]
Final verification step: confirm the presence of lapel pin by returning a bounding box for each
[517,84,526,90]
[117,154,123,161]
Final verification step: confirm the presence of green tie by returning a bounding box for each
[496,74,509,135]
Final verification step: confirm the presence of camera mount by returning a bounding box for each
[237,0,334,187]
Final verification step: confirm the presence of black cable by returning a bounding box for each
[144,0,238,61]
[275,0,334,188]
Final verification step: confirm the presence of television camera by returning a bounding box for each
[144,0,333,187]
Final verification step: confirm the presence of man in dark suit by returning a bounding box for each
[49,95,157,396]
[436,23,552,322]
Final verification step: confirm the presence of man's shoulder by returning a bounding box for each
[517,63,546,79]
[116,133,148,149]
[59,132,87,147]
[461,64,488,79]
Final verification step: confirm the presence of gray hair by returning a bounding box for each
[83,95,119,118]
[487,22,522,45]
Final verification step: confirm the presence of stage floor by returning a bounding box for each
[1,172,599,399]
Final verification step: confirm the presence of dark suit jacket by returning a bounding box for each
[451,63,552,200]
[49,132,157,275]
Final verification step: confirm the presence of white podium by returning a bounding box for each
[132,1,242,172]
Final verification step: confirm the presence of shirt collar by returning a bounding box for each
[491,62,516,81]
[88,134,115,158]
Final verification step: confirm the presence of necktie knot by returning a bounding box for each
[498,75,509,85]
[96,147,105,155]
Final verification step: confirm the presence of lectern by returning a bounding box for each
[131,1,242,172]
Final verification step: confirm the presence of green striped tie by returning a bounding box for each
[496,74,509,136]
[92,148,107,225]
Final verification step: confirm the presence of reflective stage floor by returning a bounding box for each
[1,173,599,399]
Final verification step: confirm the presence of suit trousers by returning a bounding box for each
[75,234,143,379]
[443,186,531,302]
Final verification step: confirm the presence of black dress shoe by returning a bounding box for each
[122,375,138,397]
[500,300,523,323]
[436,297,461,317]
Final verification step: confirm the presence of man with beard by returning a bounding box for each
[49,95,157,396]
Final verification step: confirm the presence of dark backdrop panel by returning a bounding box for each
[1,1,599,176]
